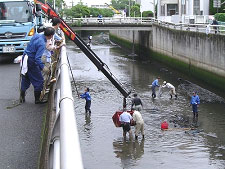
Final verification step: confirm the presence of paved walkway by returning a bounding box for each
[0,61,45,169]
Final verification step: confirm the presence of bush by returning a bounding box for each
[142,11,153,17]
[214,13,225,22]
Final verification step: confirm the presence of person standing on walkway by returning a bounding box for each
[119,109,133,139]
[151,77,160,98]
[132,109,144,140]
[80,87,91,113]
[20,27,55,104]
[131,93,143,111]
[161,81,177,99]
[190,91,200,119]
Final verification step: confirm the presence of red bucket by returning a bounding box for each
[161,121,168,130]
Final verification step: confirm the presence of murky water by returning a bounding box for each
[67,33,225,169]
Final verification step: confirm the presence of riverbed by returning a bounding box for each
[67,32,225,169]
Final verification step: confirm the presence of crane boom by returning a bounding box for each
[105,3,121,14]
[36,0,131,102]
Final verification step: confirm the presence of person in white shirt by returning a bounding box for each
[119,110,133,139]
[132,109,144,140]
[162,81,177,99]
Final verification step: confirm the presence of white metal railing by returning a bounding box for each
[65,17,225,35]
[49,46,83,169]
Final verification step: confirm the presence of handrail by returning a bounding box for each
[49,46,84,169]
[66,17,225,35]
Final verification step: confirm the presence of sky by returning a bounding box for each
[65,0,111,6]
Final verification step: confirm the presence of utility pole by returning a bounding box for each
[129,0,131,17]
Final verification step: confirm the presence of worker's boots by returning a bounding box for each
[20,91,25,103]
[34,91,47,104]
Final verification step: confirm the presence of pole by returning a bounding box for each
[129,0,131,17]
[153,0,155,18]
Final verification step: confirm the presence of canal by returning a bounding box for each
[67,32,225,169]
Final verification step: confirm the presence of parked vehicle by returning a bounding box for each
[0,0,43,55]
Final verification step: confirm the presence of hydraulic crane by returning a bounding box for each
[104,3,121,14]
[35,0,131,107]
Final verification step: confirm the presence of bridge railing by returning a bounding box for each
[66,16,225,35]
[48,46,83,169]
[65,17,154,25]
[154,19,225,35]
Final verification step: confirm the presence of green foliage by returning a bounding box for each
[111,0,135,10]
[70,4,90,18]
[209,0,225,15]
[215,13,225,21]
[142,11,153,17]
[63,4,114,18]
[130,4,140,17]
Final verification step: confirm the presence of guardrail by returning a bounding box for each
[66,17,225,35]
[48,46,83,169]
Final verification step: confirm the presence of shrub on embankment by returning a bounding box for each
[214,13,225,22]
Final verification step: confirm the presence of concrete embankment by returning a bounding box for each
[109,25,225,92]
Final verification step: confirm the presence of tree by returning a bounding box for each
[142,11,153,17]
[111,0,135,10]
[130,4,140,17]
[209,0,225,15]
[70,4,90,18]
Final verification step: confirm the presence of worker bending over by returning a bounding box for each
[132,108,144,140]
[162,81,177,99]
[131,93,143,111]
[20,27,55,104]
[119,108,133,140]
[151,77,160,98]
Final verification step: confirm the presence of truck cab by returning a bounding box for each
[0,0,41,55]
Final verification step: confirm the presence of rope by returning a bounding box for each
[66,53,80,98]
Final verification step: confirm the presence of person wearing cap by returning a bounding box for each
[131,93,143,111]
[162,81,177,99]
[190,91,200,119]
[151,77,160,98]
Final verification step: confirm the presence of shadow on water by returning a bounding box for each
[68,31,225,169]
[113,139,145,168]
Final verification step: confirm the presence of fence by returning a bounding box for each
[48,46,83,169]
[66,17,225,35]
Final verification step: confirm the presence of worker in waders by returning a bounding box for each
[151,77,160,98]
[190,91,200,120]
[80,87,91,113]
[119,108,133,140]
[161,81,177,99]
[131,93,143,111]
[20,27,55,104]
[132,108,144,140]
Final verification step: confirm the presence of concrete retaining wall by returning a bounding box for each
[110,25,225,91]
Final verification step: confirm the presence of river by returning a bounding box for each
[67,32,225,169]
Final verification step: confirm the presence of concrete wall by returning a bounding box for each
[110,25,225,91]
[152,25,225,78]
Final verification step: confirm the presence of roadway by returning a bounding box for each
[0,60,45,169]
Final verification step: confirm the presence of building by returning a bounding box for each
[157,0,210,23]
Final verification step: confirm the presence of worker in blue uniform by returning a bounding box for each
[80,87,91,113]
[20,27,55,104]
[190,91,200,119]
[151,77,160,98]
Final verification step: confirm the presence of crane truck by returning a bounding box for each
[35,0,131,111]
[0,0,43,56]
